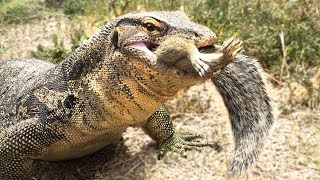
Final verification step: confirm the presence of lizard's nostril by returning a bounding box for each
[194,32,200,38]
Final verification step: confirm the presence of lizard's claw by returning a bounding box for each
[158,132,213,160]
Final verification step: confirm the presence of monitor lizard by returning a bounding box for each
[0,11,273,179]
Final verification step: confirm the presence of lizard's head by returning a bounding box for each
[109,11,218,79]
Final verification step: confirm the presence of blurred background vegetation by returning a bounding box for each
[0,0,319,110]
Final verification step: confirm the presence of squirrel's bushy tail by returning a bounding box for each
[212,54,273,174]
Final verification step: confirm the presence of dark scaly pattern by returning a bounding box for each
[0,11,272,179]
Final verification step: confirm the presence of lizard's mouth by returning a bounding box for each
[127,41,215,78]
[127,41,190,76]
[127,41,169,68]
[128,42,158,54]
[127,41,203,76]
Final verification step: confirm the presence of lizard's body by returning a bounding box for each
[0,11,272,179]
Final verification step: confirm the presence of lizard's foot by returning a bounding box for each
[158,132,213,160]
[192,36,243,77]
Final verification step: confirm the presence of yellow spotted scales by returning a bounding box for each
[0,11,272,179]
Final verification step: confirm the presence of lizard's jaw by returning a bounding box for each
[127,42,199,78]
[128,42,158,56]
[127,42,182,72]
[127,41,170,68]
[127,42,160,66]
[126,41,207,80]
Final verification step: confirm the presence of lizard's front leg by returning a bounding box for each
[141,107,213,159]
[0,149,32,180]
[0,118,63,179]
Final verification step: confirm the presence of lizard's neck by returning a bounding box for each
[54,24,201,128]
[55,25,174,127]
[60,27,112,82]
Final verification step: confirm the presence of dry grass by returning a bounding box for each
[0,9,319,180]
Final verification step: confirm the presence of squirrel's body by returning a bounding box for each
[0,11,272,179]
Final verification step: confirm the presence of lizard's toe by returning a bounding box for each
[158,132,214,160]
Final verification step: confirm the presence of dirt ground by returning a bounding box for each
[1,20,319,180]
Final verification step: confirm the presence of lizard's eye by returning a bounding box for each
[142,18,162,35]
[145,23,157,32]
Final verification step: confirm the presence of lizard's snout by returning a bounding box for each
[192,25,217,49]
[195,35,217,49]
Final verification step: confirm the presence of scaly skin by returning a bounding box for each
[0,11,272,179]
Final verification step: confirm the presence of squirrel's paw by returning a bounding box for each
[222,36,243,61]
[158,132,213,159]
[191,36,242,77]
[191,57,211,77]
